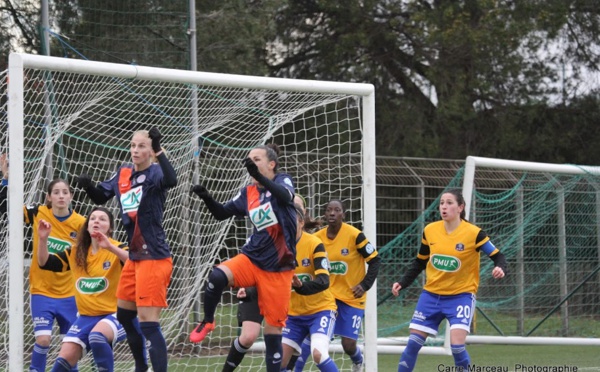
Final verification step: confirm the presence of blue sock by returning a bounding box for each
[316,357,339,372]
[203,268,228,323]
[451,344,470,370]
[294,337,311,372]
[50,357,72,372]
[263,334,282,372]
[89,331,114,371]
[30,342,49,372]
[349,347,363,365]
[140,321,168,372]
[116,307,148,372]
[398,333,425,372]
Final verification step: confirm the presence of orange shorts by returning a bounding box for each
[117,258,173,308]
[221,254,293,327]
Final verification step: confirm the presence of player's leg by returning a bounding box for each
[192,254,254,343]
[291,337,311,371]
[397,291,442,372]
[54,296,79,372]
[445,293,476,369]
[51,315,91,372]
[136,258,173,372]
[223,290,263,372]
[308,310,338,372]
[89,314,127,372]
[116,260,148,372]
[333,300,364,371]
[257,269,294,372]
[30,294,57,372]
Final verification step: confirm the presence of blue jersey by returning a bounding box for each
[224,173,297,272]
[98,163,171,260]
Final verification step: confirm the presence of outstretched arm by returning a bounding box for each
[243,158,293,203]
[77,174,111,205]
[190,185,234,220]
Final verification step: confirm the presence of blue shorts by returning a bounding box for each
[409,290,476,336]
[30,294,77,337]
[282,310,336,353]
[63,314,126,352]
[333,300,364,340]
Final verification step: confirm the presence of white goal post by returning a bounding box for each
[4,52,377,371]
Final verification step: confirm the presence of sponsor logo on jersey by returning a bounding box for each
[76,277,109,294]
[329,261,348,275]
[296,273,313,282]
[249,202,279,230]
[47,237,71,254]
[431,254,461,272]
[455,243,465,251]
[120,186,143,214]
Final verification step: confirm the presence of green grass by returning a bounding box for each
[104,344,597,371]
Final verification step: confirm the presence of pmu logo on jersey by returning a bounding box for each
[431,254,461,272]
[329,261,348,275]
[120,186,143,214]
[455,243,465,251]
[296,273,312,282]
[76,277,108,294]
[46,237,71,254]
[249,202,279,231]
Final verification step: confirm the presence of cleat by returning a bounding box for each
[351,362,364,372]
[189,320,215,343]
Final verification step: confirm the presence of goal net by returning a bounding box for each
[377,156,600,349]
[1,53,376,371]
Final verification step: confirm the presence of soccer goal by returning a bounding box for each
[2,53,376,371]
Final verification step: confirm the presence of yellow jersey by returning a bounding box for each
[25,205,86,298]
[289,231,336,316]
[314,223,378,309]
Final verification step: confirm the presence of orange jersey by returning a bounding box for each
[420,220,494,295]
[314,223,378,309]
[289,232,336,316]
[25,205,86,298]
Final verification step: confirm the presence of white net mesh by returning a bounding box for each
[0,59,368,371]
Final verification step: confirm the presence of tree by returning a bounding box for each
[267,0,600,162]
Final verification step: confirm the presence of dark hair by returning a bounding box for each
[443,189,466,220]
[255,143,280,173]
[75,207,115,274]
[45,179,71,208]
[294,203,306,223]
[326,199,346,213]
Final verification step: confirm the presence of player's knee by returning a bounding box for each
[310,335,330,364]
[341,337,356,354]
[206,268,228,293]
[239,331,259,347]
[35,335,51,347]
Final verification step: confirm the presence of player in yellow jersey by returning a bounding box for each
[281,203,338,371]
[38,207,129,372]
[0,154,85,372]
[308,199,380,372]
[392,189,507,372]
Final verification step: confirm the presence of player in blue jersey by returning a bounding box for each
[391,189,507,372]
[189,143,297,372]
[77,127,177,372]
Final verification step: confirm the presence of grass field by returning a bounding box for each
[108,344,597,371]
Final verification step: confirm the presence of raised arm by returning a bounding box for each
[91,231,129,263]
[190,185,234,220]
[37,219,52,267]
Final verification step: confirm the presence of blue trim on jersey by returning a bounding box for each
[480,241,497,255]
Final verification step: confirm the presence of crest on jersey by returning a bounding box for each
[301,258,310,267]
[70,232,77,239]
[103,261,111,270]
[455,243,465,251]
[341,248,349,256]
